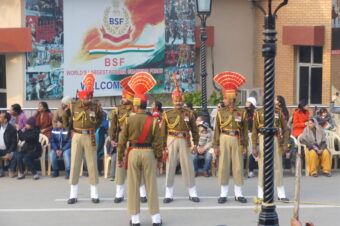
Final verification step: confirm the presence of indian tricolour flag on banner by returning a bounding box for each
[63,0,165,97]
[89,45,155,55]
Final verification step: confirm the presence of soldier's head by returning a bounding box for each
[121,89,134,105]
[223,96,236,107]
[172,73,183,109]
[80,92,93,105]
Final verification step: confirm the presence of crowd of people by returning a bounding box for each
[2,72,340,226]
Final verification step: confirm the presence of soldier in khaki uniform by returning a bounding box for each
[252,107,289,201]
[161,74,200,203]
[213,72,248,204]
[110,76,147,203]
[117,72,162,226]
[62,73,104,204]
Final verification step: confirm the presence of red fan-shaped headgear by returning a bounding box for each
[78,73,95,100]
[128,72,156,106]
[172,73,183,102]
[120,76,135,102]
[214,71,246,99]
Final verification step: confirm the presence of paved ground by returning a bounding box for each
[1,171,340,226]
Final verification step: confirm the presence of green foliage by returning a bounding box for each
[183,91,202,115]
[208,90,223,105]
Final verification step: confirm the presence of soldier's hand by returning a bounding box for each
[164,147,168,153]
[111,141,118,147]
[157,162,163,169]
[118,161,124,168]
[282,145,288,152]
[252,149,258,157]
[332,94,338,102]
[214,148,220,156]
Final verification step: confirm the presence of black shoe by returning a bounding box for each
[153,220,162,226]
[218,197,227,204]
[67,198,77,204]
[235,196,247,203]
[323,172,332,177]
[163,198,173,204]
[51,171,59,178]
[140,196,147,203]
[91,198,100,204]
[312,174,318,177]
[129,220,140,226]
[114,197,124,203]
[278,197,289,202]
[189,196,200,203]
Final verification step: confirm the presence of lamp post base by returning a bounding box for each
[258,205,279,226]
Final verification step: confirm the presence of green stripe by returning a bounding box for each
[89,49,154,55]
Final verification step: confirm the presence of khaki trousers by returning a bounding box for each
[70,133,99,185]
[258,135,283,187]
[218,135,243,186]
[165,136,195,188]
[115,148,127,185]
[305,149,332,175]
[127,149,159,215]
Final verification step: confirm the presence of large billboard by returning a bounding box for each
[25,0,196,99]
[332,0,340,54]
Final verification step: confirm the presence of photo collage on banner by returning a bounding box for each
[164,0,196,93]
[25,0,64,100]
[63,0,165,97]
[332,0,340,54]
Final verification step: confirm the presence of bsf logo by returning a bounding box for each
[101,0,134,44]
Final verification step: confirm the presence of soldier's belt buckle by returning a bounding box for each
[229,131,236,136]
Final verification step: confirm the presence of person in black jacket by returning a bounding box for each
[0,112,18,177]
[16,117,42,180]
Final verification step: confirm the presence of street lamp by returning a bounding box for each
[196,0,212,126]
[251,0,288,226]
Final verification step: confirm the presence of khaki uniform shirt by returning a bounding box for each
[161,108,199,148]
[252,108,289,147]
[213,106,248,148]
[109,105,133,141]
[117,112,162,162]
[62,100,103,130]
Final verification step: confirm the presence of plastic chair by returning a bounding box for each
[325,130,340,169]
[104,137,112,179]
[39,134,50,176]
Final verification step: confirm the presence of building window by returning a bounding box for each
[297,46,323,104]
[0,55,6,108]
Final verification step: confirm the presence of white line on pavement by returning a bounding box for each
[1,205,340,213]
[54,196,256,202]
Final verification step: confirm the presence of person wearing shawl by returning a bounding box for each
[299,118,332,177]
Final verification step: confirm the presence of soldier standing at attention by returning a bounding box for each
[118,72,163,226]
[161,74,200,203]
[252,107,289,202]
[213,72,248,204]
[63,73,104,204]
[110,76,147,203]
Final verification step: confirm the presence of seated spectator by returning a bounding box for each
[299,118,332,177]
[196,116,205,126]
[292,100,310,138]
[53,96,72,127]
[16,117,42,180]
[316,108,334,130]
[105,137,116,181]
[184,102,197,119]
[50,117,71,179]
[9,104,27,132]
[0,112,18,177]
[35,102,53,139]
[152,101,163,128]
[193,121,213,177]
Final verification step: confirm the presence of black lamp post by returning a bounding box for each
[251,0,288,226]
[196,0,212,125]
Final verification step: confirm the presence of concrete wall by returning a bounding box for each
[200,0,255,98]
[254,0,332,105]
